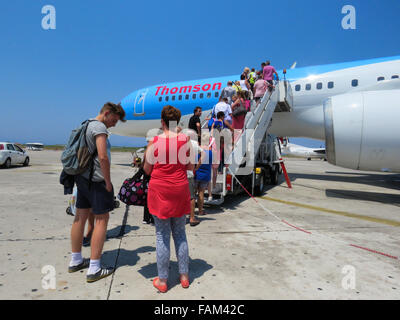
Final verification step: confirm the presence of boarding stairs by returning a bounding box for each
[201,80,293,204]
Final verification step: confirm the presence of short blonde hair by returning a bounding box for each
[100,102,126,122]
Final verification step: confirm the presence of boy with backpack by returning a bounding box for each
[63,102,125,283]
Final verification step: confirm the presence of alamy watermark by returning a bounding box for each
[41,265,56,290]
[342,5,356,30]
[341,265,356,290]
[41,5,56,30]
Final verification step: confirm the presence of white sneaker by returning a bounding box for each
[208,197,213,201]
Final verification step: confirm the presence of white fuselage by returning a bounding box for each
[269,59,400,140]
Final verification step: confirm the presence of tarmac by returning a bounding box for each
[0,150,399,300]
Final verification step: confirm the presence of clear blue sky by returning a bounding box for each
[1,0,399,148]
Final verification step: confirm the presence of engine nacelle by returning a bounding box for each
[323,90,400,172]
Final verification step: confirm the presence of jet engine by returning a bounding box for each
[323,90,400,172]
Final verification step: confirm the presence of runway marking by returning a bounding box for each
[259,196,400,228]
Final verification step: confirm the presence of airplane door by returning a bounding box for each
[134,89,148,116]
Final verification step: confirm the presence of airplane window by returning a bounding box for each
[328,81,334,89]
[305,84,311,91]
[172,96,176,101]
[316,82,322,90]
[351,79,358,87]
[215,92,219,98]
[158,97,162,102]
[377,77,385,81]
[179,95,182,100]
[207,92,211,98]
[185,94,189,100]
[165,96,169,101]
[192,94,196,99]
[295,84,301,91]
[200,93,204,98]
[392,75,399,79]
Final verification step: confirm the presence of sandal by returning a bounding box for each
[153,277,168,293]
[180,276,190,289]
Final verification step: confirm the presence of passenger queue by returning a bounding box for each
[62,60,278,293]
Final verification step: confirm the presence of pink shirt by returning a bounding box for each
[263,65,276,81]
[253,79,268,98]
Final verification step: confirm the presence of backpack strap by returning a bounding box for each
[84,119,101,189]
[132,167,145,180]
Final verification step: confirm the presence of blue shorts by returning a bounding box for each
[75,175,114,215]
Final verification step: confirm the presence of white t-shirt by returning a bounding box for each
[82,119,111,182]
[214,102,232,123]
[239,80,249,91]
[187,140,202,178]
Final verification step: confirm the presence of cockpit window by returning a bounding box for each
[391,75,399,79]
[377,76,385,81]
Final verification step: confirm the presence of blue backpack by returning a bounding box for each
[61,120,98,176]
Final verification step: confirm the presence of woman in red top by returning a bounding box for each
[144,105,194,293]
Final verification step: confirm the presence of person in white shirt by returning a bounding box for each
[239,74,250,91]
[186,131,203,226]
[214,97,234,131]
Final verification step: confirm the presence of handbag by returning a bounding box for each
[232,100,247,117]
[118,168,149,206]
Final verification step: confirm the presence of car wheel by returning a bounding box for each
[254,173,265,196]
[23,157,29,167]
[270,165,279,185]
[4,158,11,169]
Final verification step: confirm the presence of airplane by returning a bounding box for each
[280,138,326,161]
[25,143,44,151]
[110,55,400,173]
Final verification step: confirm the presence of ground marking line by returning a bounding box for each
[228,168,398,260]
[260,196,400,228]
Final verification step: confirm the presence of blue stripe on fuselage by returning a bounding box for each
[121,55,400,120]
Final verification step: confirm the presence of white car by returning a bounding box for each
[0,142,30,168]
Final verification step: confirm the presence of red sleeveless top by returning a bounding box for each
[147,134,191,219]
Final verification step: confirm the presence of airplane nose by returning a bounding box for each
[119,90,137,120]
